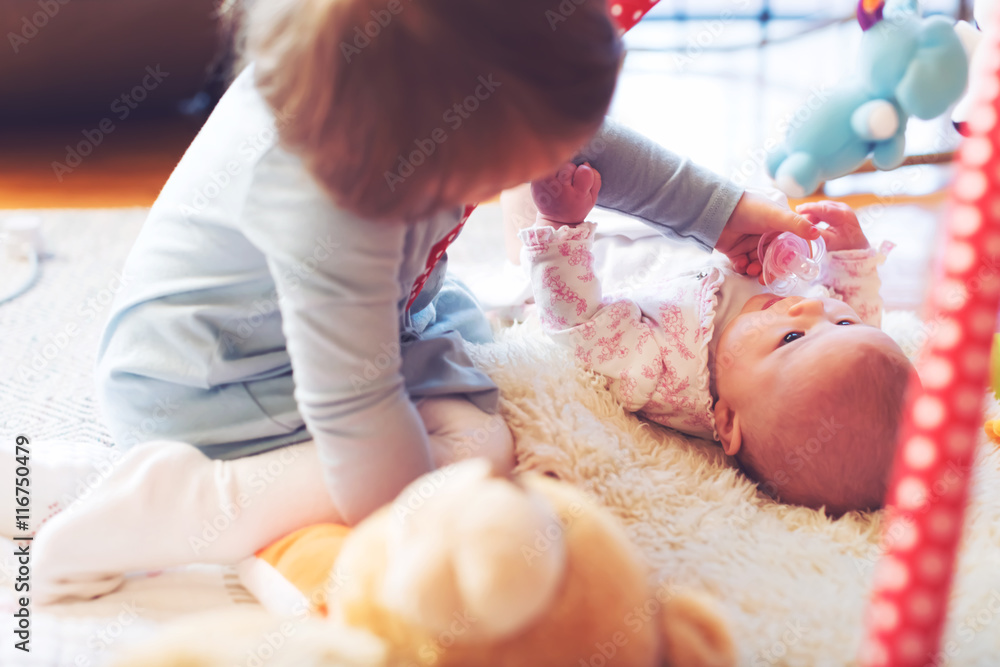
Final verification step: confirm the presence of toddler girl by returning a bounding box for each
[18,0,824,604]
[519,163,915,516]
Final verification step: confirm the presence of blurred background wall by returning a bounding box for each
[0,0,244,122]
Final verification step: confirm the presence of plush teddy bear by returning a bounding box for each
[768,0,968,197]
[107,459,736,667]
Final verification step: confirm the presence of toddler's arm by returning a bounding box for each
[560,118,817,277]
[241,146,434,526]
[798,201,888,327]
[573,118,742,251]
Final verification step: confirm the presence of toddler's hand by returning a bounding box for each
[795,201,870,252]
[530,162,602,226]
[716,191,820,278]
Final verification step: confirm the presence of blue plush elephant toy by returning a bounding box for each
[767,0,969,197]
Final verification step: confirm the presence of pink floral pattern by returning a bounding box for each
[657,304,695,360]
[635,327,653,355]
[616,368,637,406]
[519,222,887,441]
[541,265,588,318]
[559,241,596,282]
[596,330,628,364]
[604,301,632,330]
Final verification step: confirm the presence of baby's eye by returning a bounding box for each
[780,332,804,346]
[836,320,854,326]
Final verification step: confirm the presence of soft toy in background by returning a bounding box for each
[952,0,1000,134]
[768,0,969,197]
[108,459,736,667]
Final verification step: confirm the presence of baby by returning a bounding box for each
[519,163,915,516]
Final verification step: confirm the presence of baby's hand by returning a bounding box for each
[795,201,870,252]
[717,191,820,278]
[530,162,601,226]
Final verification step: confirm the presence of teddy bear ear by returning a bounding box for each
[378,460,568,642]
[449,480,567,640]
[659,590,737,667]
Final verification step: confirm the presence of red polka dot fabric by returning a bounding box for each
[607,0,659,32]
[859,12,1000,667]
[406,203,477,310]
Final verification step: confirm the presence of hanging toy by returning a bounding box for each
[768,0,969,197]
[857,0,886,31]
[757,231,826,296]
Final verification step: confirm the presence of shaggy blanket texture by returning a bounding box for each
[2,206,997,666]
[469,314,1000,667]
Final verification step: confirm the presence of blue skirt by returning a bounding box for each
[97,271,498,460]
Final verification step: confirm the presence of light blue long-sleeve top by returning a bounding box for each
[95,64,743,524]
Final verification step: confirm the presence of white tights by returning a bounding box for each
[17,396,513,605]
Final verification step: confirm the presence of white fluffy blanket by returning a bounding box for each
[469,313,1000,667]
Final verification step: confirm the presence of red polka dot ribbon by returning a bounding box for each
[859,10,1000,667]
[406,204,477,310]
[608,0,659,32]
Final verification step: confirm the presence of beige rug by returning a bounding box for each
[470,314,1000,667]
[2,206,998,666]
[0,210,258,667]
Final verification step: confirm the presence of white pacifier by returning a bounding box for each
[758,231,826,297]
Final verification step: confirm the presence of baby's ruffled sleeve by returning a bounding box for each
[519,222,667,412]
[819,241,894,327]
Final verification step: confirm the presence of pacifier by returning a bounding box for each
[757,231,826,296]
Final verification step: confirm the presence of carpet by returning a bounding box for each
[1,206,998,666]
[0,209,259,667]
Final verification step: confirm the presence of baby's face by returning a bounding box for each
[714,295,901,407]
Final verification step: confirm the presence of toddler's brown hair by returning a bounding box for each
[249,0,624,220]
